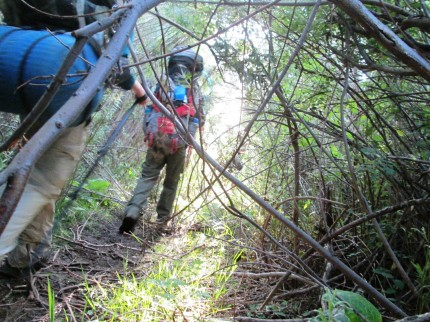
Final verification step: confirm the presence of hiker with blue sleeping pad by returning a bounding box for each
[0,0,148,278]
[119,47,206,235]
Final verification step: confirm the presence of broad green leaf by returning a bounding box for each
[84,179,111,193]
[373,267,394,279]
[335,290,382,322]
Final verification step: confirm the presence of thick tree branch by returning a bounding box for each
[329,0,430,82]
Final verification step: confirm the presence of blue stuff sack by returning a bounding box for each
[0,26,102,125]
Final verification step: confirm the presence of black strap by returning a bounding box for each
[136,94,148,103]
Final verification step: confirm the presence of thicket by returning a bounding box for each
[1,1,429,321]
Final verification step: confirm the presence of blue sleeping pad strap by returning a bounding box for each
[0,28,19,43]
[18,33,53,113]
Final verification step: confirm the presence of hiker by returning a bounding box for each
[119,47,205,234]
[0,0,148,277]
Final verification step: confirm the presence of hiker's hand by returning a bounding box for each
[131,80,149,106]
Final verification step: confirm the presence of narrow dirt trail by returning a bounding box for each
[0,211,171,321]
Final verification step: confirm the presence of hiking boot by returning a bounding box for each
[119,216,138,234]
[0,261,30,279]
[0,256,49,279]
[156,215,170,224]
[152,216,174,235]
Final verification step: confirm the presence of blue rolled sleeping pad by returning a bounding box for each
[0,25,104,126]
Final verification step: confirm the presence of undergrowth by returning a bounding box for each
[80,223,239,321]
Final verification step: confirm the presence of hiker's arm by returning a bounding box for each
[113,56,148,105]
[131,80,148,105]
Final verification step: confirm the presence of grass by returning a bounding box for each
[50,146,244,321]
[80,224,239,321]
[47,277,55,322]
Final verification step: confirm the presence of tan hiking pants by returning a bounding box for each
[0,123,88,268]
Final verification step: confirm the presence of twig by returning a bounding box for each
[233,271,316,285]
[233,317,306,322]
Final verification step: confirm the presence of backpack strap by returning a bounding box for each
[171,138,178,154]
[152,86,196,117]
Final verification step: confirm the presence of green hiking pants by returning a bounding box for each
[125,146,186,221]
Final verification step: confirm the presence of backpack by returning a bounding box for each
[0,1,128,126]
[0,25,102,126]
[0,0,115,54]
[143,47,205,154]
[143,76,203,155]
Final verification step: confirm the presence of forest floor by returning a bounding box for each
[0,207,315,322]
[0,210,182,322]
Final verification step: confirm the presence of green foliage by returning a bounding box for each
[84,178,110,191]
[73,178,112,208]
[55,177,116,233]
[80,224,239,320]
[412,228,430,313]
[167,3,217,36]
[311,288,382,322]
[247,301,290,319]
[373,267,405,296]
[0,152,8,171]
[47,277,55,322]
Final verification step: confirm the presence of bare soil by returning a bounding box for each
[0,210,318,322]
[0,210,167,322]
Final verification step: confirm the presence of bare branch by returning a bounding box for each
[329,0,430,82]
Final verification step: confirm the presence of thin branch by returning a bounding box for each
[173,0,327,6]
